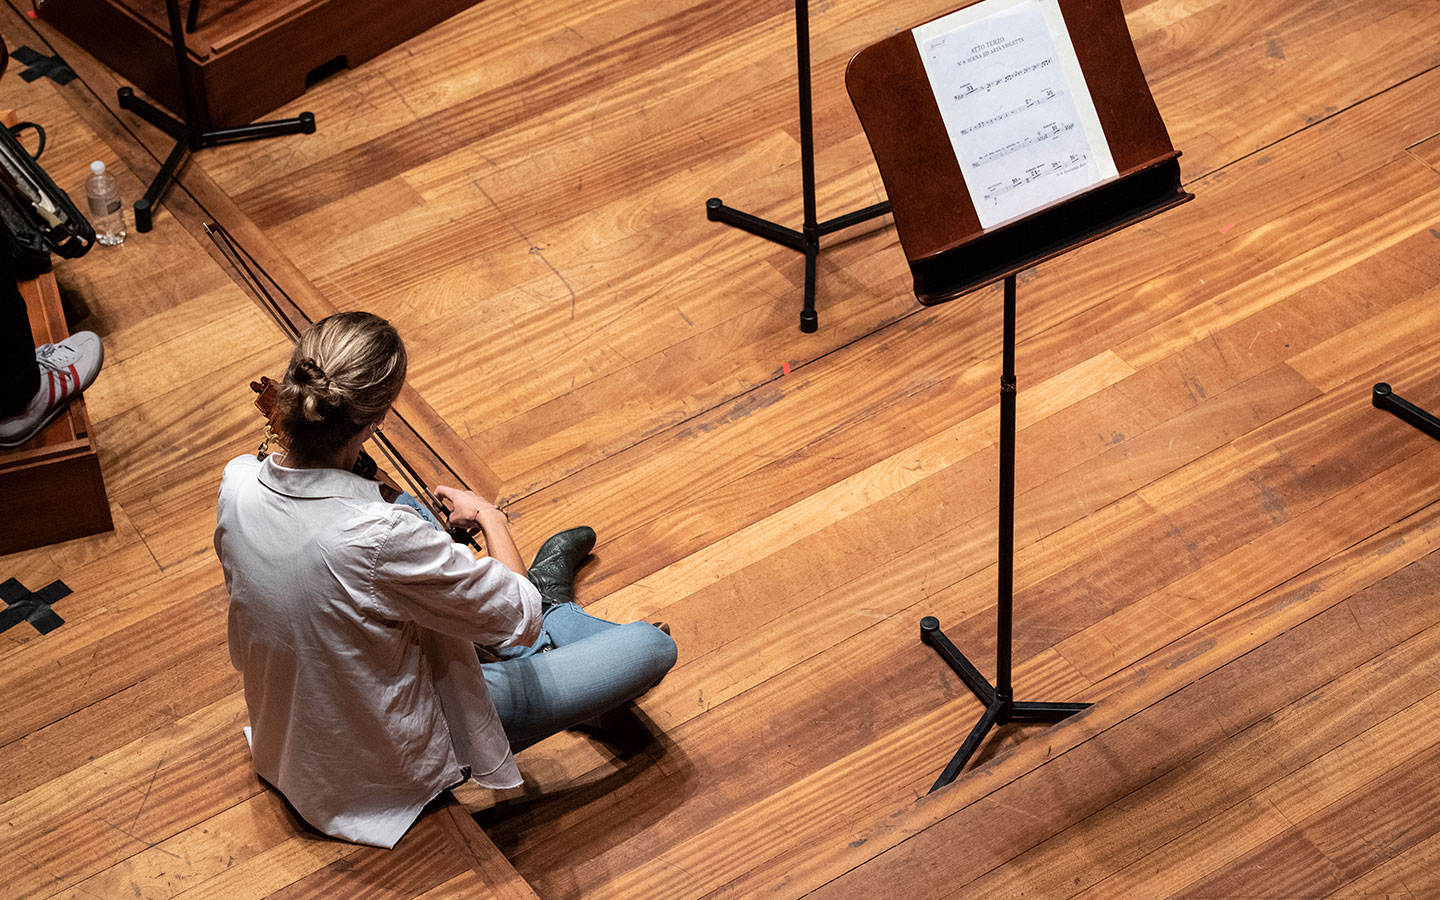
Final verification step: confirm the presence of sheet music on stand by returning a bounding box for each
[846,0,1191,303]
[913,0,1116,228]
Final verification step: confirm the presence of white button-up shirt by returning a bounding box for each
[214,454,542,848]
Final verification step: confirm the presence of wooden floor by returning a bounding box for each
[3,0,1440,895]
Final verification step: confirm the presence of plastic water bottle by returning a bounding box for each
[85,161,126,246]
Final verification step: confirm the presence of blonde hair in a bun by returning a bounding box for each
[275,312,407,460]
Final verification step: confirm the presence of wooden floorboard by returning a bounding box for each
[1,0,1439,896]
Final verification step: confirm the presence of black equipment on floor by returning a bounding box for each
[1373,383,1440,442]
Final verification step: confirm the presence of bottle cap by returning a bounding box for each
[90,160,106,175]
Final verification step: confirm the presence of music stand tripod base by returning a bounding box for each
[920,616,1090,791]
[115,0,317,233]
[118,88,314,233]
[706,197,891,332]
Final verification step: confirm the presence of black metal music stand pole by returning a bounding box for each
[116,0,316,232]
[1373,383,1440,441]
[921,274,1091,792]
[705,0,890,333]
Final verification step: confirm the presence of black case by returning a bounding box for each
[0,122,94,276]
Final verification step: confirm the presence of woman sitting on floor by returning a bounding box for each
[214,310,676,848]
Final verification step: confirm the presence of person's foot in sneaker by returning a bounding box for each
[0,331,104,448]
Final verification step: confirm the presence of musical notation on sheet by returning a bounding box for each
[913,0,1117,228]
[972,120,1073,165]
[953,61,1054,106]
[983,152,1091,201]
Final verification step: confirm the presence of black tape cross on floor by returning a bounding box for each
[0,577,70,634]
[9,46,77,85]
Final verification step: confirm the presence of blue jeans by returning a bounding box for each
[482,602,676,750]
[394,492,444,529]
[396,493,676,749]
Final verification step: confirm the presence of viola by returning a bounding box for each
[247,374,393,490]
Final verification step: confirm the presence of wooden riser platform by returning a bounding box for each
[0,269,112,554]
[37,0,484,128]
[0,160,112,556]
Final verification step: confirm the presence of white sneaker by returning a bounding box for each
[0,331,104,449]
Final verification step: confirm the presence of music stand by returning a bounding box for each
[846,0,1192,790]
[705,0,891,333]
[116,0,316,232]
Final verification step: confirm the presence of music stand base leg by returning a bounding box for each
[801,236,818,333]
[704,198,890,333]
[932,696,1005,793]
[205,113,317,145]
[117,87,187,141]
[705,198,804,250]
[922,617,1091,792]
[134,136,191,233]
[1009,700,1093,722]
[1373,383,1440,441]
[921,615,995,705]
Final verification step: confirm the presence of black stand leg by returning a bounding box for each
[117,0,316,232]
[1373,383,1440,441]
[922,275,1091,792]
[705,0,890,333]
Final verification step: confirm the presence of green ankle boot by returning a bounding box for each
[527,526,597,610]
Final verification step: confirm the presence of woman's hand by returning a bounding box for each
[434,485,506,531]
[434,485,527,576]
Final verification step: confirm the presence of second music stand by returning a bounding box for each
[847,0,1193,790]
